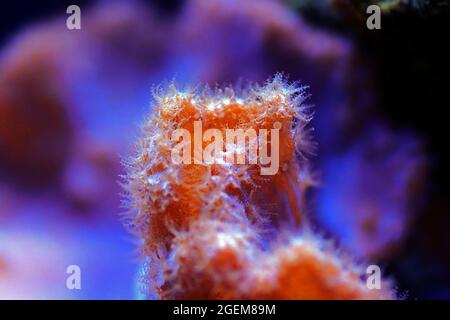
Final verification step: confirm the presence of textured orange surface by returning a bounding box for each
[124,75,394,299]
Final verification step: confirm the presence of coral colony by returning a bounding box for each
[123,75,394,299]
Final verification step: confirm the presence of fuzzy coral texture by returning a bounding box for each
[123,75,394,300]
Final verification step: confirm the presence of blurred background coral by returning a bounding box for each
[0,0,449,299]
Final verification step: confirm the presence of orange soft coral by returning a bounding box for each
[124,75,312,252]
[124,74,394,299]
[166,218,393,299]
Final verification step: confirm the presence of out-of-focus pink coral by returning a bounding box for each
[0,0,170,190]
[317,125,428,259]
[0,25,76,184]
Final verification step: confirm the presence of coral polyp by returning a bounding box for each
[123,75,394,300]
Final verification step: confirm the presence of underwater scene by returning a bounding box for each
[0,0,449,300]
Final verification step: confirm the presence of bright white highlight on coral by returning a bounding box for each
[169,120,281,175]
